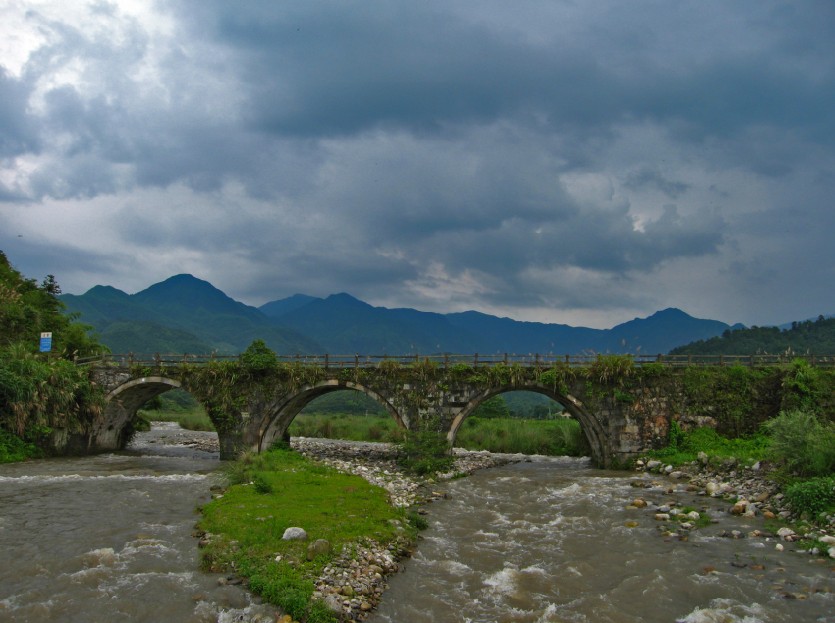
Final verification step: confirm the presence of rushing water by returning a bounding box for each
[370,457,834,623]
[0,423,278,623]
[1,433,833,623]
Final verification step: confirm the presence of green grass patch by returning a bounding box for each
[198,447,414,622]
[648,425,770,467]
[455,417,590,456]
[289,412,403,442]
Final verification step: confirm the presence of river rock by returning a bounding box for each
[307,539,332,560]
[730,500,748,515]
[282,527,308,541]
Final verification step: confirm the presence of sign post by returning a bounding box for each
[39,332,53,353]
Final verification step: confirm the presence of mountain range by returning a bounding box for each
[60,274,744,356]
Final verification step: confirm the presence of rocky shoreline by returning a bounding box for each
[631,455,835,560]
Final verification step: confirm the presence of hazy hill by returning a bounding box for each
[62,273,747,356]
[261,295,741,356]
[61,275,322,354]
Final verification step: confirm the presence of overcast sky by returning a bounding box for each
[1,1,833,328]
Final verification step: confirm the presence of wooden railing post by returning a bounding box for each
[474,353,479,367]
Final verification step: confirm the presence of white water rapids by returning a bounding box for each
[0,426,832,622]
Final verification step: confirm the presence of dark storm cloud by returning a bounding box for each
[623,169,689,199]
[3,0,835,327]
[168,2,835,149]
[0,69,38,157]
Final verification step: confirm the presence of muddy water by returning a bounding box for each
[370,457,834,623]
[2,434,833,623]
[0,423,277,623]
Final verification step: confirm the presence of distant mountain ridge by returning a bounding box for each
[260,294,741,355]
[61,275,322,354]
[61,274,743,355]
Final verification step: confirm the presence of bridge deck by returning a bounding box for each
[78,352,835,369]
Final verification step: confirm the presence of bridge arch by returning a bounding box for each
[99,376,186,449]
[259,380,406,452]
[448,383,608,466]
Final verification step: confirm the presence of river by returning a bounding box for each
[0,423,278,623]
[370,457,834,623]
[1,427,832,622]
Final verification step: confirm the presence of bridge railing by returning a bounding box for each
[81,352,835,369]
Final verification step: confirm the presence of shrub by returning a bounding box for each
[784,476,835,518]
[252,473,273,494]
[765,409,835,476]
[397,418,454,475]
[240,339,277,372]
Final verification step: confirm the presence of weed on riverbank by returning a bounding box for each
[197,446,416,622]
[0,428,41,463]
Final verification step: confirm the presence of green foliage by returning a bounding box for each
[538,362,576,394]
[784,477,835,519]
[765,409,835,477]
[406,510,429,530]
[456,416,590,456]
[780,359,825,413]
[239,339,278,372]
[252,473,273,494]
[0,347,104,441]
[671,315,835,356]
[471,395,511,419]
[649,426,770,466]
[680,365,777,436]
[0,428,42,463]
[0,251,105,358]
[397,417,454,475]
[589,354,634,385]
[290,413,403,442]
[448,363,473,381]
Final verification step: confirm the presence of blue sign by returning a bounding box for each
[39,332,52,353]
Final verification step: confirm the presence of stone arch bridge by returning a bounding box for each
[82,352,833,468]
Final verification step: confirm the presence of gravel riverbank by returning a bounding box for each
[632,456,835,560]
